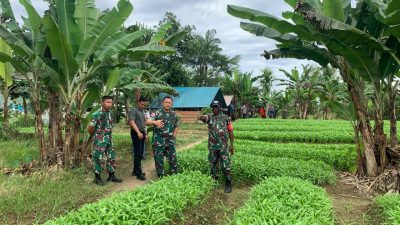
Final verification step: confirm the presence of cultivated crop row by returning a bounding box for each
[178,150,336,185]
[230,177,334,225]
[235,130,354,144]
[374,194,400,225]
[44,171,213,225]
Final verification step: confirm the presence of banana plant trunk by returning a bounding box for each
[2,84,9,124]
[374,113,387,170]
[389,86,397,149]
[341,63,378,176]
[64,104,73,167]
[73,92,82,165]
[124,95,130,124]
[354,122,365,176]
[33,98,47,163]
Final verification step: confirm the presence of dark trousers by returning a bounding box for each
[131,130,146,176]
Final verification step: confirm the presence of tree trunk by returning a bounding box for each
[22,96,28,120]
[47,90,63,165]
[374,113,387,170]
[33,98,47,163]
[72,92,82,165]
[340,63,378,176]
[2,84,9,124]
[389,85,397,149]
[355,122,365,176]
[64,104,73,167]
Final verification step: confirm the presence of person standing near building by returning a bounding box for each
[128,96,163,180]
[198,100,234,193]
[152,96,179,178]
[88,96,122,185]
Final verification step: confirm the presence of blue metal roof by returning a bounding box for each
[149,87,227,109]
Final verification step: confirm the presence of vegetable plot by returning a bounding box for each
[44,171,213,225]
[178,150,336,185]
[374,194,400,225]
[230,177,334,225]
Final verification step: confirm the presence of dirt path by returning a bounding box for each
[106,138,207,195]
[325,176,373,225]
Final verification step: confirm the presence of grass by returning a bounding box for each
[0,168,106,224]
[374,194,400,225]
[0,122,208,225]
[0,140,39,169]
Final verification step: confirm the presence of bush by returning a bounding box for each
[44,171,213,225]
[231,177,334,225]
[0,123,20,141]
[374,194,400,225]
[178,149,336,185]
[12,116,36,127]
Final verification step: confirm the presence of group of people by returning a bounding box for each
[88,96,235,193]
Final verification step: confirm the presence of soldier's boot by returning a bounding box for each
[107,172,122,182]
[224,180,232,193]
[94,173,105,186]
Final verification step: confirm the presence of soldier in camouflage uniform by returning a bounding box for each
[88,96,122,185]
[198,100,234,193]
[152,96,179,178]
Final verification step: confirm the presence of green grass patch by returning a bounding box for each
[0,140,39,169]
[231,176,334,225]
[178,149,336,185]
[374,194,400,225]
[44,171,213,225]
[0,168,106,224]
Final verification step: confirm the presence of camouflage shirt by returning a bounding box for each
[207,113,231,150]
[90,109,113,151]
[153,109,179,147]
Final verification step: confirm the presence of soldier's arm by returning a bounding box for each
[197,115,209,123]
[227,118,234,155]
[87,113,99,136]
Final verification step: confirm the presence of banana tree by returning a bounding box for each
[0,38,12,124]
[227,0,400,176]
[0,0,179,167]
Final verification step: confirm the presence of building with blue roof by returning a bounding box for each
[149,87,227,122]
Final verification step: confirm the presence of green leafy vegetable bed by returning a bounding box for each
[374,194,400,225]
[44,171,213,225]
[231,176,334,225]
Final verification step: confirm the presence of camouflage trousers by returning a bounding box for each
[153,145,178,177]
[92,146,116,174]
[208,148,232,181]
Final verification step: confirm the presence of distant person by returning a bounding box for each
[88,96,122,185]
[268,106,275,119]
[282,107,288,119]
[152,96,179,178]
[259,107,266,118]
[241,105,247,119]
[198,100,234,193]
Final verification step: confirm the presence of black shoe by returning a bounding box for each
[137,174,146,180]
[224,180,232,193]
[132,171,146,176]
[94,173,105,186]
[107,173,122,183]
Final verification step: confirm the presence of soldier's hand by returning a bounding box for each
[154,120,164,128]
[138,132,144,140]
[229,146,234,155]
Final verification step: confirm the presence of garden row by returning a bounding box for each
[44,171,213,224]
[191,140,356,171]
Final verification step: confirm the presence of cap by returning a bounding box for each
[211,100,221,107]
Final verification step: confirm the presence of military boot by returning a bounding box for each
[94,173,105,186]
[107,172,123,182]
[224,180,232,193]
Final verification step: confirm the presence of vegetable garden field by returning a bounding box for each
[32,119,400,224]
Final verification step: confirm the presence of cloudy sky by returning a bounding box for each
[10,0,319,82]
